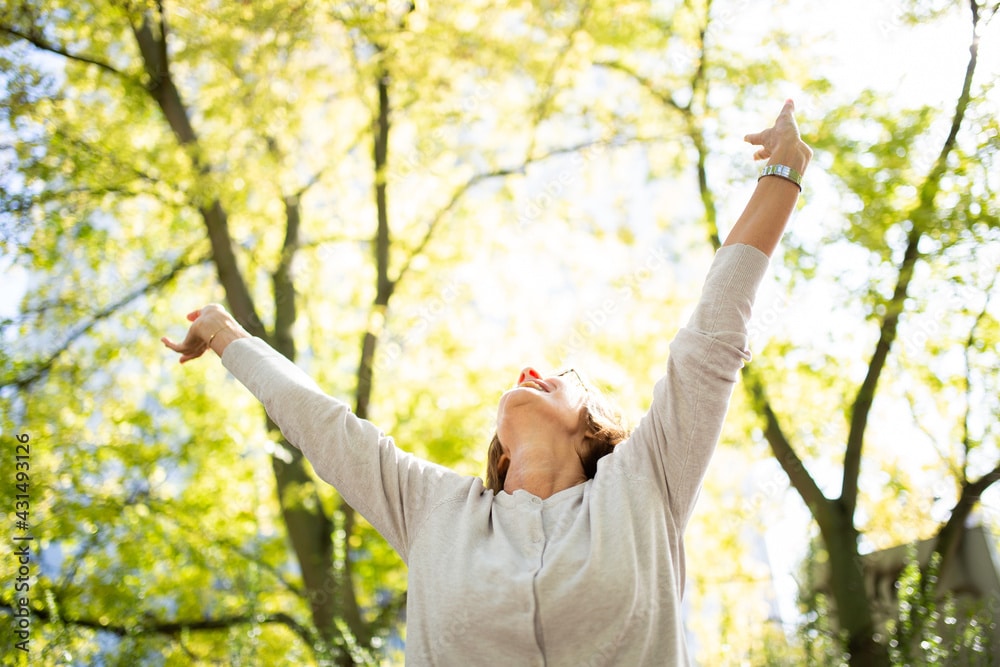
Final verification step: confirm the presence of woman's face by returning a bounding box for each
[496,367,588,448]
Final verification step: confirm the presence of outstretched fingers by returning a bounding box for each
[744,98,800,159]
[161,309,211,364]
[162,304,236,365]
[161,333,208,364]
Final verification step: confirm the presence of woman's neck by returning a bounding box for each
[502,444,586,500]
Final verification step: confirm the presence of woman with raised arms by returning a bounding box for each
[163,99,811,666]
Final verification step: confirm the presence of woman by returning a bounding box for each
[163,99,811,665]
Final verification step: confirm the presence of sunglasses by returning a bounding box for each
[555,368,587,393]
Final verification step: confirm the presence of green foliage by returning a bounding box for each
[888,549,996,666]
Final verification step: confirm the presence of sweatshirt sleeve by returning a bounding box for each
[613,243,770,526]
[221,338,474,560]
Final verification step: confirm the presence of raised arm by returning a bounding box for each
[724,99,813,257]
[162,304,473,558]
[615,100,811,524]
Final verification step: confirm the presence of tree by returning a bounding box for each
[755,3,999,662]
[0,0,651,663]
[586,0,1000,664]
[718,1,997,664]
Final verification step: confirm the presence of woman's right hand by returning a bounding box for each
[744,98,812,174]
[161,304,248,364]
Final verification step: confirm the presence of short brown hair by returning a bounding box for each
[484,384,630,493]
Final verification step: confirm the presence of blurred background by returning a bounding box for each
[1,1,998,665]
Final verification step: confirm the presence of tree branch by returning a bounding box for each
[394,137,624,287]
[961,265,997,481]
[840,0,983,516]
[929,462,1000,593]
[1,249,210,391]
[597,6,718,249]
[902,387,963,480]
[265,181,342,652]
[522,0,594,161]
[272,194,301,361]
[154,498,306,599]
[741,366,831,517]
[0,24,130,81]
[128,4,266,338]
[687,5,719,250]
[592,59,685,113]
[0,601,315,649]
[355,64,393,423]
[841,226,921,516]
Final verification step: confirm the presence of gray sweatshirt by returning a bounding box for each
[222,243,770,666]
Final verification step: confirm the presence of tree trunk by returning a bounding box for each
[131,8,349,659]
[131,13,262,337]
[816,502,890,666]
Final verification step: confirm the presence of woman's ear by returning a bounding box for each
[498,452,510,478]
[584,409,600,438]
